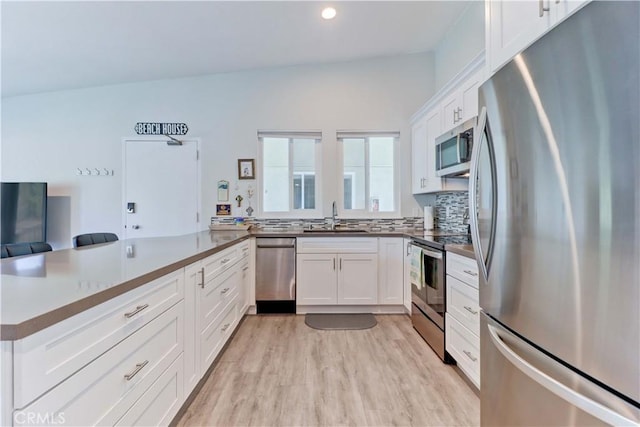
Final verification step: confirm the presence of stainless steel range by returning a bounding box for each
[409,234,471,363]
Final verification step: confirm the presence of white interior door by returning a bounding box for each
[123,138,200,239]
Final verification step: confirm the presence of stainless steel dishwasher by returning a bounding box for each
[255,237,296,314]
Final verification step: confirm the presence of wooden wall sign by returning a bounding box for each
[135,122,188,135]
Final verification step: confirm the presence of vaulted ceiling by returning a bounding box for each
[2,1,471,97]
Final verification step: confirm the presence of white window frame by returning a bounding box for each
[337,131,401,218]
[258,131,323,218]
[293,172,316,210]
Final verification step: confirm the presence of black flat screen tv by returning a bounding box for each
[1,182,48,244]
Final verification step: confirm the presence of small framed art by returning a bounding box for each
[238,159,255,180]
[216,204,231,216]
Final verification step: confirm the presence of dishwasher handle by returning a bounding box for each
[256,244,295,249]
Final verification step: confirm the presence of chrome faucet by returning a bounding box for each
[331,201,338,229]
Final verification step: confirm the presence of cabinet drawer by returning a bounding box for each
[115,353,184,427]
[446,314,480,388]
[297,237,378,254]
[200,296,239,372]
[16,302,183,426]
[202,246,240,281]
[13,269,184,408]
[446,276,480,336]
[199,265,239,331]
[446,252,479,288]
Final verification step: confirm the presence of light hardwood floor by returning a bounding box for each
[177,315,479,427]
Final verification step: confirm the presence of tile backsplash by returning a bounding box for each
[211,192,470,233]
[435,191,469,233]
[210,216,424,231]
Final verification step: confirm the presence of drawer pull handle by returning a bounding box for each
[242,266,249,272]
[124,360,149,381]
[463,269,478,277]
[221,323,230,332]
[221,258,231,264]
[221,287,230,294]
[124,304,149,318]
[463,350,478,362]
[464,306,478,315]
[199,267,205,288]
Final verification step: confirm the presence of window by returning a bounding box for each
[338,131,399,216]
[259,131,322,216]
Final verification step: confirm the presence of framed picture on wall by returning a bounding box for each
[217,180,229,201]
[238,159,255,180]
[216,204,231,216]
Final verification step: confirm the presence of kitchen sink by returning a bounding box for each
[303,228,368,233]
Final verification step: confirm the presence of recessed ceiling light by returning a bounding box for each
[322,7,337,20]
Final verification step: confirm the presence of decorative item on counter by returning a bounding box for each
[235,194,243,207]
[217,180,229,201]
[238,158,255,180]
[234,217,245,226]
[216,204,231,216]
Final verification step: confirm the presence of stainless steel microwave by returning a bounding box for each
[435,117,476,177]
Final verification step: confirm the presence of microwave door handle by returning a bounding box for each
[457,135,462,164]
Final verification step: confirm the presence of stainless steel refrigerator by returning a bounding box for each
[470,2,640,425]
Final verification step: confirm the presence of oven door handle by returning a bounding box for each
[421,247,443,259]
[410,243,443,260]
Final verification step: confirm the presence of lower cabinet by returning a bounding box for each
[296,253,337,305]
[9,239,251,427]
[445,251,480,389]
[296,253,378,305]
[402,238,412,313]
[16,302,184,426]
[378,238,404,305]
[115,353,184,427]
[337,253,378,305]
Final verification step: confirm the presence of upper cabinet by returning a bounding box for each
[411,117,429,194]
[411,54,484,194]
[487,0,591,74]
[440,69,484,131]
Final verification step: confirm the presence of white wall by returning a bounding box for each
[2,53,435,248]
[434,1,485,91]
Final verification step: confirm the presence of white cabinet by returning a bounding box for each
[402,239,412,314]
[411,117,429,194]
[13,269,184,410]
[297,253,378,306]
[411,57,484,194]
[445,251,480,389]
[441,69,484,133]
[378,238,404,305]
[487,0,590,74]
[185,240,249,395]
[296,238,379,307]
[17,303,184,426]
[338,253,378,305]
[296,253,337,305]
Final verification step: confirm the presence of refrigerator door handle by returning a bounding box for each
[469,106,494,280]
[487,324,638,426]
